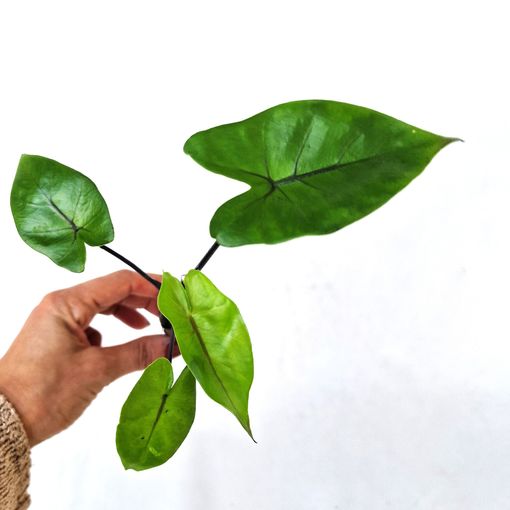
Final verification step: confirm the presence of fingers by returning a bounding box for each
[57,270,161,327]
[103,295,160,318]
[109,305,151,329]
[99,334,170,384]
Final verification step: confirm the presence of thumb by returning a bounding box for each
[100,334,170,385]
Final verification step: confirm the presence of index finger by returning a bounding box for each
[62,270,161,327]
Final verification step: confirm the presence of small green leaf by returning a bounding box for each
[10,154,114,272]
[184,100,458,247]
[116,359,196,471]
[158,270,254,439]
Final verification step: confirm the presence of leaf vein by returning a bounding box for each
[292,120,314,176]
[188,315,242,421]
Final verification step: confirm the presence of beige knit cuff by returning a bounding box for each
[0,394,31,510]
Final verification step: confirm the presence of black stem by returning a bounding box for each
[100,245,161,289]
[166,328,176,361]
[195,241,220,271]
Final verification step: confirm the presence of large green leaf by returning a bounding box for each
[11,154,114,272]
[116,359,196,471]
[184,100,458,247]
[158,270,254,439]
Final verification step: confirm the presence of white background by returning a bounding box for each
[0,1,508,508]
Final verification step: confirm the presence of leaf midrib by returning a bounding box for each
[245,140,444,190]
[187,313,244,423]
[36,185,82,240]
[139,372,173,462]
[49,199,81,238]
[144,392,169,448]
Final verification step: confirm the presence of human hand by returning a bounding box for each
[0,270,175,446]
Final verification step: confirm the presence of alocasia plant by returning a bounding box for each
[9,100,458,470]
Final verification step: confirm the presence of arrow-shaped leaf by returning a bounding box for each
[184,100,458,247]
[158,270,254,439]
[11,154,114,272]
[116,359,196,471]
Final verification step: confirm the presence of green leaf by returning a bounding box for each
[10,154,114,272]
[184,100,458,247]
[158,270,254,439]
[116,359,196,471]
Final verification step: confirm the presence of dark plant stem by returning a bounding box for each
[100,240,220,364]
[195,241,220,271]
[166,328,176,361]
[100,245,161,289]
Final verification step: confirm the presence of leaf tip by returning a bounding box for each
[241,418,256,443]
[444,136,463,145]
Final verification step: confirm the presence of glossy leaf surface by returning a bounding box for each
[184,100,457,247]
[158,270,254,438]
[11,154,114,272]
[116,359,196,471]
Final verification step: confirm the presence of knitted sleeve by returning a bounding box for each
[0,394,30,509]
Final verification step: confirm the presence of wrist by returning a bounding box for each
[0,359,39,446]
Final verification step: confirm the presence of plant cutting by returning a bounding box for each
[10,100,458,470]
